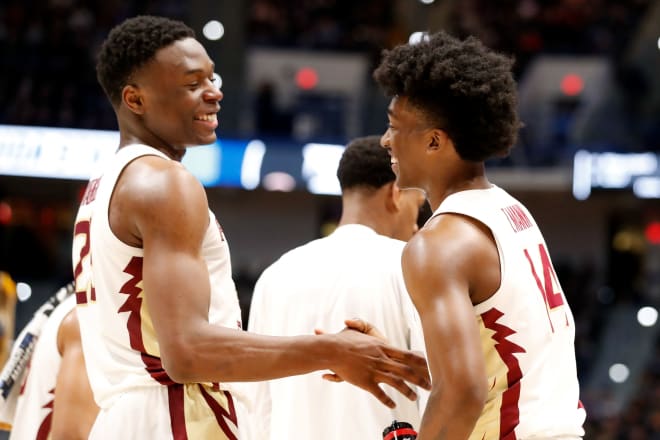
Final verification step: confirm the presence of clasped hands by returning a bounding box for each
[316,318,430,408]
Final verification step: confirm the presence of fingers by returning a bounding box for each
[343,318,370,333]
[382,349,431,390]
[321,373,344,382]
[314,328,325,335]
[364,383,396,409]
[378,373,419,402]
[344,318,387,341]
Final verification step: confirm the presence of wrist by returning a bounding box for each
[312,333,343,371]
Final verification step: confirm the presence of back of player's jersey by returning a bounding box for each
[10,295,76,440]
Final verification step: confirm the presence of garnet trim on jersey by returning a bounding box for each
[481,308,526,440]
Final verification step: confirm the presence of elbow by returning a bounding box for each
[160,340,199,383]
[460,379,488,421]
[469,383,487,413]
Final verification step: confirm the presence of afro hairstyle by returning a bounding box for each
[373,31,520,162]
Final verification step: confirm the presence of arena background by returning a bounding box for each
[0,0,659,437]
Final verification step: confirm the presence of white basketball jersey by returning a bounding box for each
[10,295,76,440]
[431,186,585,439]
[245,225,425,440]
[72,144,244,439]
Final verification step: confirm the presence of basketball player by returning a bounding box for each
[244,136,427,439]
[9,294,97,439]
[374,31,586,438]
[72,15,430,439]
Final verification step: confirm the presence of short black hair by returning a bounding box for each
[337,135,395,191]
[373,31,520,162]
[96,15,196,106]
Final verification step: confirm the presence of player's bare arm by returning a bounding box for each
[402,213,499,439]
[51,309,98,440]
[112,157,430,408]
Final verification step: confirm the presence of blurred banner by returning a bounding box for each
[0,124,344,195]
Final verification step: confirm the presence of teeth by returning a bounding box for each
[195,114,217,122]
[391,158,398,165]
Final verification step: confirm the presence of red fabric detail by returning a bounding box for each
[383,427,417,439]
[35,388,55,440]
[168,384,188,440]
[198,386,238,440]
[118,256,173,385]
[481,308,526,440]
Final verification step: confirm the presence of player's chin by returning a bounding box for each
[195,131,218,146]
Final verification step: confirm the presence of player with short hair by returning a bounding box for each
[72,15,430,439]
[245,135,427,439]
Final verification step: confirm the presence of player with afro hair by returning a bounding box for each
[374,31,585,439]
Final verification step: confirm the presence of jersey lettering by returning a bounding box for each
[80,178,101,206]
[502,204,533,233]
[73,219,96,304]
[524,243,567,332]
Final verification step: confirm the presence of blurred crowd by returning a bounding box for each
[452,0,651,76]
[1,0,656,150]
[584,342,660,438]
[248,0,400,53]
[0,0,185,130]
[556,259,660,438]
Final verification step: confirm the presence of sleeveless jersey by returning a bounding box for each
[430,186,585,439]
[10,295,76,440]
[72,144,245,439]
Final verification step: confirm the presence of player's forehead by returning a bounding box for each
[388,96,414,117]
[152,37,214,73]
[388,96,425,126]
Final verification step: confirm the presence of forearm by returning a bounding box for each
[162,325,338,383]
[417,385,484,440]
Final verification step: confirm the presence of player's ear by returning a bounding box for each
[122,85,145,115]
[428,129,448,151]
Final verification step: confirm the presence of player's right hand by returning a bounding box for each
[328,323,431,408]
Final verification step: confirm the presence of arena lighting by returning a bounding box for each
[295,67,319,90]
[608,363,629,383]
[633,176,660,198]
[572,150,592,200]
[0,125,350,195]
[657,36,660,50]
[409,31,430,45]
[16,282,32,302]
[645,221,660,245]
[302,142,345,195]
[419,0,435,4]
[262,172,296,192]
[202,20,225,41]
[240,140,266,190]
[0,125,118,180]
[560,73,584,96]
[637,306,658,327]
[212,72,223,90]
[0,202,11,225]
[0,124,253,188]
[572,150,659,200]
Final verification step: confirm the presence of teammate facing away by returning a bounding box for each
[244,136,427,439]
[8,294,98,440]
[374,31,586,439]
[72,15,430,439]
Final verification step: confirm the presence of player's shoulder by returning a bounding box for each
[404,214,480,269]
[119,154,206,210]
